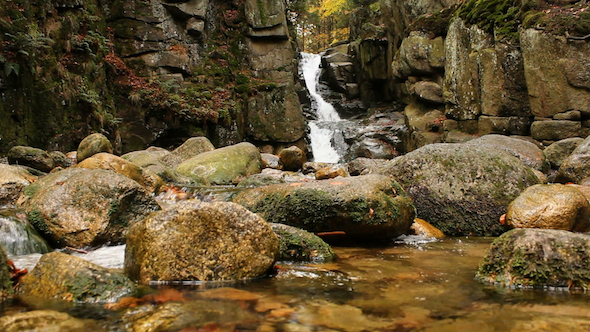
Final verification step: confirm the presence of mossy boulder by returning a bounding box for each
[476,228,590,288]
[0,310,101,332]
[19,168,160,248]
[160,137,215,168]
[77,133,113,163]
[175,142,263,185]
[378,143,540,236]
[122,147,184,183]
[0,164,36,206]
[506,184,590,232]
[544,137,584,169]
[233,174,416,245]
[20,252,134,303]
[7,146,54,173]
[270,223,336,262]
[125,200,279,284]
[556,135,590,183]
[77,153,164,193]
[0,246,13,300]
[466,134,547,171]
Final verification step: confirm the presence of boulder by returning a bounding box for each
[270,223,336,262]
[77,153,164,194]
[0,310,101,332]
[476,229,590,288]
[125,200,279,284]
[48,151,73,168]
[378,143,540,236]
[530,120,582,141]
[556,135,590,183]
[20,252,134,303]
[346,158,388,176]
[261,153,280,169]
[465,134,547,171]
[413,81,444,104]
[391,32,445,79]
[20,168,160,248]
[176,142,263,185]
[233,174,416,244]
[0,246,13,299]
[506,184,590,232]
[0,164,36,206]
[544,137,584,169]
[278,146,306,171]
[77,133,113,163]
[410,218,445,239]
[7,146,54,172]
[160,136,215,168]
[302,162,330,174]
[315,165,349,180]
[122,147,181,183]
[0,210,51,255]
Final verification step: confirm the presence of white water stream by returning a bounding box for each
[300,53,342,163]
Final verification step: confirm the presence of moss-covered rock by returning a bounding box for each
[125,200,279,284]
[378,143,540,236]
[233,174,416,245]
[160,136,215,168]
[7,146,54,173]
[556,135,590,183]
[476,228,590,288]
[506,184,590,232]
[175,142,263,185]
[466,134,547,171]
[0,245,13,300]
[270,223,336,262]
[76,133,113,163]
[20,168,160,248]
[122,147,185,183]
[20,251,134,303]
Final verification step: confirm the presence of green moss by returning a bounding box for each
[271,224,336,262]
[27,209,51,239]
[257,0,267,26]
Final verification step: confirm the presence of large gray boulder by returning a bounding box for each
[477,229,590,288]
[125,200,279,284]
[556,135,590,183]
[20,252,134,303]
[175,142,263,185]
[19,168,160,248]
[378,143,540,236]
[233,174,416,244]
[466,134,547,171]
[159,136,215,168]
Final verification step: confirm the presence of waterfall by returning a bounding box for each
[300,52,343,163]
[0,209,51,256]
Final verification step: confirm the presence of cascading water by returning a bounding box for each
[300,52,343,163]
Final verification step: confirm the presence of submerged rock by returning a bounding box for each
[0,310,102,332]
[378,143,540,236]
[506,184,590,232]
[125,200,278,284]
[20,251,134,303]
[0,164,36,206]
[76,133,113,163]
[176,142,263,185]
[477,229,590,288]
[270,223,336,262]
[20,168,160,248]
[7,146,54,173]
[233,174,415,244]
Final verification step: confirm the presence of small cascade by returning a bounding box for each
[300,52,345,163]
[0,209,51,256]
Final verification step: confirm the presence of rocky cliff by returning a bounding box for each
[0,0,306,154]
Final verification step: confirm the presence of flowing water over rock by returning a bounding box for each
[0,209,51,256]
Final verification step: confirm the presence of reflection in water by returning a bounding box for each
[5,237,590,331]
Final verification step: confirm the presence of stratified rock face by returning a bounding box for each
[465,135,547,171]
[521,28,590,118]
[7,146,54,173]
[245,0,288,37]
[556,135,590,183]
[0,164,36,206]
[20,168,160,248]
[76,133,113,163]
[270,223,336,262]
[477,229,590,288]
[125,200,279,284]
[380,143,540,236]
[20,252,134,303]
[506,184,590,232]
[233,174,416,244]
[0,310,100,332]
[175,142,263,185]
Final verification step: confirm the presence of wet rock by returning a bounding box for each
[556,135,590,183]
[378,143,540,236]
[0,310,102,332]
[465,134,547,171]
[125,200,278,284]
[302,162,330,174]
[278,146,306,172]
[544,137,584,169]
[315,165,349,180]
[477,228,590,288]
[262,153,281,169]
[410,218,445,239]
[343,112,407,160]
[0,245,13,299]
[294,301,392,332]
[7,146,54,173]
[345,157,388,176]
[0,210,51,255]
[506,184,590,232]
[20,252,134,303]
[76,133,113,163]
[120,300,256,332]
[237,173,287,188]
[270,223,335,262]
[160,136,215,168]
[233,174,415,244]
[19,168,160,248]
[176,142,263,185]
[77,153,164,194]
[0,164,36,206]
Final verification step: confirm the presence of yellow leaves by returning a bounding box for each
[311,0,350,18]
